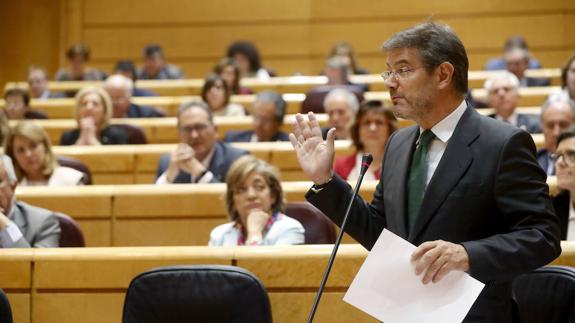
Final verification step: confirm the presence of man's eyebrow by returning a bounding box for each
[387,59,411,68]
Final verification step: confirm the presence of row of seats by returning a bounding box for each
[4,69,561,96]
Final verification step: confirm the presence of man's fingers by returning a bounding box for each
[289,133,299,150]
[414,247,440,276]
[325,128,337,149]
[422,254,447,284]
[433,262,453,283]
[411,241,438,262]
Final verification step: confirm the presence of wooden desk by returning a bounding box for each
[2,241,574,323]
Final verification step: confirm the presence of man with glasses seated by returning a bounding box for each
[155,102,248,184]
[552,125,575,240]
[537,96,575,176]
[224,91,290,142]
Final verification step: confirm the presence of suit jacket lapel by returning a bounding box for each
[409,107,480,241]
[208,142,225,181]
[387,126,419,238]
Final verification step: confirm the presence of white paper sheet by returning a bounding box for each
[343,229,484,323]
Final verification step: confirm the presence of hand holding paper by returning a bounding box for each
[411,240,470,284]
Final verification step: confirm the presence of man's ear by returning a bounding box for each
[437,62,455,90]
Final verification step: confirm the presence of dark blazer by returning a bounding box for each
[223,130,290,143]
[552,190,570,240]
[488,113,542,133]
[155,141,248,183]
[525,77,550,87]
[59,126,130,145]
[537,148,554,176]
[307,106,561,322]
[126,103,165,118]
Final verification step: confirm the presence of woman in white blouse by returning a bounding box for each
[201,73,246,117]
[5,121,86,186]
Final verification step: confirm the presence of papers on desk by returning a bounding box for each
[343,229,484,323]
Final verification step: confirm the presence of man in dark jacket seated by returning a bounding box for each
[155,102,248,184]
[224,91,289,142]
[104,75,165,118]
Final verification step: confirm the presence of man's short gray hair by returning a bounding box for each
[541,92,575,121]
[177,101,213,125]
[105,74,134,97]
[484,71,520,92]
[323,88,360,112]
[254,91,287,123]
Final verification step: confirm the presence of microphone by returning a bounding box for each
[307,153,373,323]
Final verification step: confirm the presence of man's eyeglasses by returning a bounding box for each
[179,123,211,134]
[551,150,575,166]
[381,67,425,81]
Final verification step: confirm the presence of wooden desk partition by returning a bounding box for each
[2,241,574,323]
[15,181,378,247]
[4,68,560,96]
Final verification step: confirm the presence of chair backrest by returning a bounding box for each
[111,124,148,144]
[300,85,364,114]
[56,156,93,185]
[286,201,336,244]
[0,288,13,323]
[55,213,85,247]
[122,265,272,323]
[512,265,575,323]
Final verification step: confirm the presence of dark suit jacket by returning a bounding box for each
[552,190,570,240]
[126,103,165,118]
[307,106,561,322]
[155,141,248,183]
[525,77,550,87]
[59,126,130,145]
[223,130,290,143]
[537,149,554,176]
[488,113,542,133]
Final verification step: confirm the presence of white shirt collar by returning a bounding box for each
[420,100,467,143]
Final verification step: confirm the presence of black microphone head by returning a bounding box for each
[360,154,373,174]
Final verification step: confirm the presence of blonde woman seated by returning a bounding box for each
[5,121,86,186]
[209,155,304,246]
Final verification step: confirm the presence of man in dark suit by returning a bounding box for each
[155,102,248,184]
[537,96,575,175]
[505,47,550,87]
[0,156,60,248]
[224,91,290,142]
[104,75,165,118]
[485,71,541,133]
[290,22,561,322]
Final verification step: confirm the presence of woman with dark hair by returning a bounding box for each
[6,121,86,186]
[209,155,304,246]
[334,100,397,181]
[552,124,575,240]
[226,41,271,79]
[547,54,575,104]
[201,73,246,116]
[213,57,253,95]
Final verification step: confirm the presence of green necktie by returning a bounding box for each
[407,130,435,231]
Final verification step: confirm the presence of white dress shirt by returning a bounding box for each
[567,199,575,241]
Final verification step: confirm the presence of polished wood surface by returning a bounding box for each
[2,242,575,323]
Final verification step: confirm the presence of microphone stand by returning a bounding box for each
[306,154,373,323]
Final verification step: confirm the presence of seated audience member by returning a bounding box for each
[321,88,360,140]
[60,87,129,146]
[328,41,369,75]
[224,91,289,142]
[485,36,542,70]
[136,44,183,80]
[552,125,575,240]
[485,71,541,133]
[548,54,575,104]
[6,121,86,186]
[504,47,549,87]
[226,41,271,79]
[323,56,368,92]
[114,60,158,97]
[155,102,248,184]
[3,88,47,120]
[0,112,8,146]
[104,75,165,118]
[213,57,253,95]
[27,66,64,99]
[54,43,106,81]
[202,73,246,117]
[334,100,397,181]
[537,96,575,175]
[0,156,60,248]
[209,155,305,246]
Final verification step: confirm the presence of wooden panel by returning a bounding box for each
[6,293,30,323]
[114,218,227,246]
[34,247,234,288]
[0,250,32,289]
[76,220,111,247]
[34,293,124,323]
[270,293,377,323]
[52,145,136,172]
[83,0,311,24]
